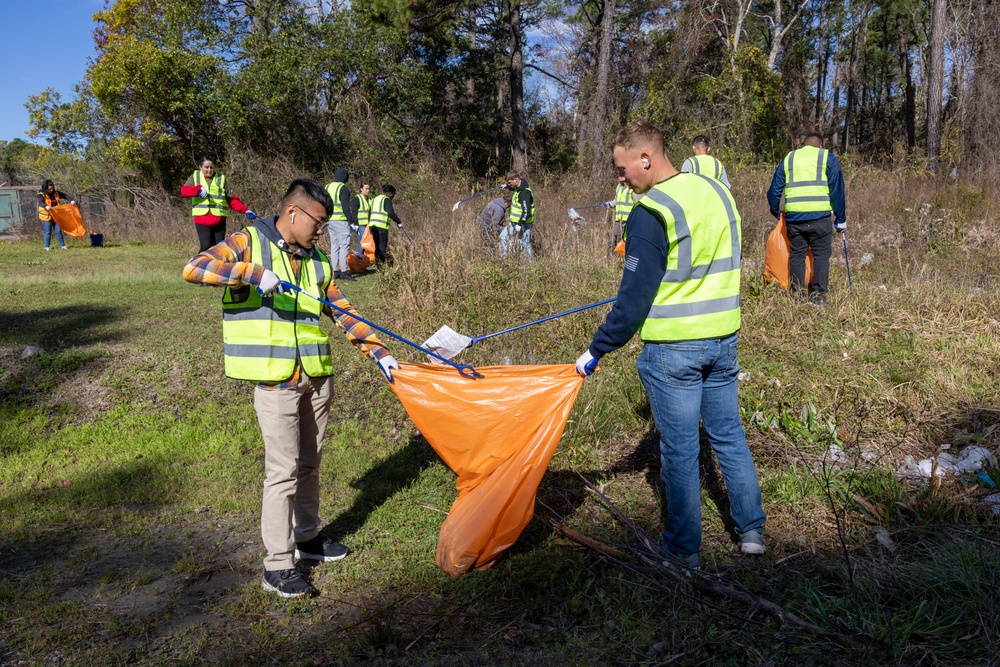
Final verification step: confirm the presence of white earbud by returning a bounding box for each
[642,157,649,168]
[290,212,296,224]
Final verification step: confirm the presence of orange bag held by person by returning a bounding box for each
[763,213,813,290]
[614,239,625,256]
[390,362,584,577]
[48,203,88,238]
[360,225,376,264]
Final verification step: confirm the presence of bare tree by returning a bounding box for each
[926,0,948,172]
[587,0,616,185]
[766,0,809,71]
[509,0,528,172]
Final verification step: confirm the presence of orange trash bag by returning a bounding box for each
[614,239,625,256]
[390,362,585,577]
[49,203,88,238]
[763,213,813,290]
[360,226,376,264]
[347,252,371,274]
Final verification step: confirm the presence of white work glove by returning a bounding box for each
[604,201,614,208]
[513,224,522,233]
[70,200,76,205]
[575,350,599,376]
[834,220,847,233]
[377,355,399,383]
[350,224,359,233]
[198,186,209,199]
[45,206,52,210]
[256,269,283,296]
[395,222,403,229]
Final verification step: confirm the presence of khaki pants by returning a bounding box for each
[254,375,333,571]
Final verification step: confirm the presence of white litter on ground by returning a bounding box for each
[897,445,997,478]
[21,346,45,359]
[825,444,848,463]
[874,528,897,552]
[983,493,1000,515]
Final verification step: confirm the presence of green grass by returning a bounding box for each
[2,199,999,667]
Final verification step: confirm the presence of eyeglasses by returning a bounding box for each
[293,205,327,228]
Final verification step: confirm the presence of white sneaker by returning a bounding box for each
[60,246,68,251]
[44,247,50,251]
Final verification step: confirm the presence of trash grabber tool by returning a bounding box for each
[568,202,613,229]
[279,281,482,378]
[451,187,503,212]
[841,232,854,296]
[398,224,416,245]
[422,297,618,361]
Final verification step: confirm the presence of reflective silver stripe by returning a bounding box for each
[786,150,796,182]
[225,306,318,325]
[653,175,741,282]
[713,157,721,179]
[816,148,826,179]
[297,343,331,358]
[647,295,741,318]
[786,196,833,203]
[692,159,701,174]
[313,253,326,289]
[785,180,828,188]
[224,344,297,359]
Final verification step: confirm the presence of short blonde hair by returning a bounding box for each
[614,119,664,154]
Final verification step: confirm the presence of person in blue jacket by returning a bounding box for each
[767,132,847,304]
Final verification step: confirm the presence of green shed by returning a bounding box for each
[0,186,35,235]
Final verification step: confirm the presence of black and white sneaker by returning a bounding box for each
[295,534,348,562]
[262,568,316,598]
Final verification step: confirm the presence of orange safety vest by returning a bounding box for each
[38,192,61,222]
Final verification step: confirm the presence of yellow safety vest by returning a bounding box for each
[221,227,334,382]
[687,155,725,182]
[510,186,534,225]
[637,174,742,342]
[615,183,634,224]
[369,194,390,229]
[37,192,61,221]
[356,194,371,226]
[325,182,349,223]
[782,145,832,214]
[191,171,230,218]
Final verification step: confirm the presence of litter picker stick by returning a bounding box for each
[451,187,503,213]
[569,202,613,212]
[471,297,618,345]
[841,233,854,296]
[279,281,482,378]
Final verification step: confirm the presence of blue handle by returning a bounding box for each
[280,281,482,379]
[458,187,503,205]
[571,203,612,211]
[470,297,617,345]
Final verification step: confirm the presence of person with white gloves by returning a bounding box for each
[180,156,257,253]
[575,120,765,573]
[498,171,535,259]
[36,179,72,250]
[183,178,397,599]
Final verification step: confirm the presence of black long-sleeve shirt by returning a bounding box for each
[384,197,402,225]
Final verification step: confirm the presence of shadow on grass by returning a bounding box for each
[0,305,127,348]
[323,433,437,542]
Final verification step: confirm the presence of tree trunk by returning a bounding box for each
[509,0,527,173]
[815,0,827,126]
[926,0,947,173]
[896,15,916,150]
[588,0,616,186]
[467,7,477,98]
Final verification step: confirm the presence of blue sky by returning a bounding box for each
[0,0,104,143]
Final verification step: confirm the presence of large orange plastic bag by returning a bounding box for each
[390,362,585,577]
[49,204,88,238]
[360,226,376,263]
[763,213,812,290]
[347,251,371,274]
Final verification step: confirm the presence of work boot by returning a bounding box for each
[338,272,356,282]
[261,568,316,598]
[295,534,348,562]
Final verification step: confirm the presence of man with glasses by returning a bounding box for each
[183,178,398,598]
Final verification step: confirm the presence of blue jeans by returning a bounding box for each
[498,223,532,258]
[636,334,765,558]
[41,220,65,249]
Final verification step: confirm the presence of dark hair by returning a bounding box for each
[382,184,396,195]
[804,131,824,143]
[40,179,54,191]
[196,156,214,167]
[691,134,710,148]
[281,178,334,217]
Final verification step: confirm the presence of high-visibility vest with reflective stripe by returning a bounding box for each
[782,145,832,214]
[637,174,742,342]
[191,171,230,218]
[615,183,634,223]
[221,227,333,382]
[369,194,390,229]
[325,182,349,223]
[688,155,725,182]
[37,192,61,221]
[355,194,371,226]
[510,186,534,225]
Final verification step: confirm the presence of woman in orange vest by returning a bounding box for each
[36,180,74,251]
[179,156,256,252]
